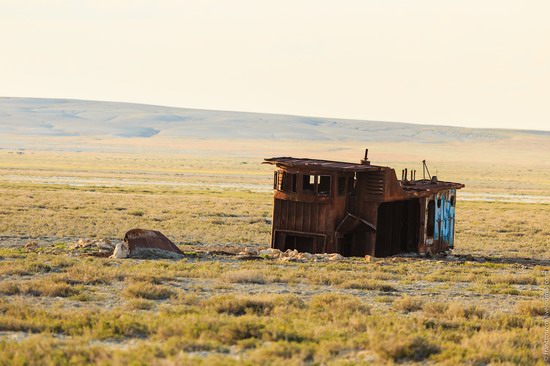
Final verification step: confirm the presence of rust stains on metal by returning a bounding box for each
[263,157,377,172]
[124,229,184,257]
[265,149,464,258]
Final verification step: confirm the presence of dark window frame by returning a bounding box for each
[318,175,331,196]
[301,173,332,196]
[303,174,315,193]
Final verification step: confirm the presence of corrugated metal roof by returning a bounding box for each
[264,157,387,172]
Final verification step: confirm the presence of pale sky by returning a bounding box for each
[1,1,549,131]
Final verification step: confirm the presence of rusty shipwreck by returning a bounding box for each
[264,150,464,257]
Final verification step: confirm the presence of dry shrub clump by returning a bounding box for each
[309,293,371,321]
[516,300,546,316]
[126,299,156,311]
[459,329,543,365]
[123,281,175,300]
[62,261,123,285]
[205,294,275,316]
[338,279,397,292]
[484,274,537,285]
[394,295,424,313]
[422,301,485,320]
[422,301,449,316]
[0,278,80,298]
[0,260,52,276]
[248,341,315,365]
[26,281,80,298]
[444,303,486,320]
[223,269,270,284]
[0,281,21,295]
[372,335,440,362]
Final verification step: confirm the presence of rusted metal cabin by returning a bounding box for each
[264,150,464,257]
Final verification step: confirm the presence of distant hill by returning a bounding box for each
[2,97,547,146]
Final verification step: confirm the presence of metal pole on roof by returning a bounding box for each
[422,160,432,180]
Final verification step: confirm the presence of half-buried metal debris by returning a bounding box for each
[117,229,184,259]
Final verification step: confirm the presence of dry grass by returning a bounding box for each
[394,295,424,313]
[0,278,81,298]
[223,269,270,284]
[123,281,175,300]
[516,300,547,316]
[0,149,548,364]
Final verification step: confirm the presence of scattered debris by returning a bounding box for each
[259,248,282,258]
[71,238,117,257]
[24,241,38,248]
[329,253,344,261]
[66,230,183,259]
[237,247,347,262]
[240,247,259,256]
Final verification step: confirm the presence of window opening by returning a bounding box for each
[318,175,331,195]
[303,174,315,193]
[281,172,289,191]
[291,174,297,192]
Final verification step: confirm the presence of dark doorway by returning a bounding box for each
[340,234,353,257]
[375,199,420,257]
[338,231,370,257]
[427,200,435,237]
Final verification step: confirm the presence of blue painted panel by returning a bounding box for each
[431,190,457,248]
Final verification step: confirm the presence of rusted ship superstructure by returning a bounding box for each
[265,150,464,257]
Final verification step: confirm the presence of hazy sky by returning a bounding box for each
[1,1,549,131]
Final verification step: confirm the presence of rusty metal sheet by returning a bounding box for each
[402,179,465,192]
[264,157,387,172]
[124,229,184,256]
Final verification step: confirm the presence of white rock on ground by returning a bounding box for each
[110,242,129,259]
[259,248,282,258]
[236,247,347,262]
[244,247,259,256]
[328,253,344,261]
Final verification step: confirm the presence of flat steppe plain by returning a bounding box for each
[1,98,549,365]
[0,144,548,365]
